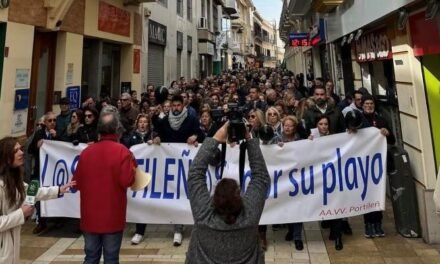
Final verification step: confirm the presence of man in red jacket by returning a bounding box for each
[73,106,136,263]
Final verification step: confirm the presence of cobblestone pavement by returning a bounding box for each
[20,201,440,264]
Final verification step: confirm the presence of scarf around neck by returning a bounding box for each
[168,107,188,131]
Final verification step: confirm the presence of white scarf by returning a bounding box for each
[168,107,188,131]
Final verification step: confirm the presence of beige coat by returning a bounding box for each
[0,180,60,264]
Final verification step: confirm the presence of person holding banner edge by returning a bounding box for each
[186,121,270,264]
[0,136,74,264]
[360,95,395,238]
[153,94,203,246]
[309,115,345,250]
[125,113,160,245]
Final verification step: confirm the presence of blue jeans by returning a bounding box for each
[83,231,123,264]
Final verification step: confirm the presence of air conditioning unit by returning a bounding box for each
[199,17,208,29]
[123,0,156,6]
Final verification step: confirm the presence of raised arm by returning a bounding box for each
[188,137,217,222]
[242,138,270,221]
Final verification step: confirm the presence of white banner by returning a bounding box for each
[40,127,387,224]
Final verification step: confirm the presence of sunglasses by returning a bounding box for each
[121,98,129,101]
[268,113,278,117]
[85,114,94,118]
[249,115,256,119]
[47,119,56,123]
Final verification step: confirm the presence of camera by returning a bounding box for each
[227,103,247,143]
[210,103,248,143]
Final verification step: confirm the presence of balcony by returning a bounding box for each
[312,0,346,13]
[279,0,312,41]
[231,18,245,28]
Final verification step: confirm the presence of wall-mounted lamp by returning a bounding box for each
[354,29,363,41]
[347,33,354,44]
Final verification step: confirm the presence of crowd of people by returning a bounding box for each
[1,66,395,263]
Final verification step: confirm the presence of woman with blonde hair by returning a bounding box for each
[265,107,282,137]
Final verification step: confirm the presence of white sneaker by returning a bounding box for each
[173,232,183,246]
[131,234,144,245]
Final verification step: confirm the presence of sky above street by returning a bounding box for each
[252,0,282,26]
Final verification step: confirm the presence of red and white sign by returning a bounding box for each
[355,32,392,62]
[98,1,131,37]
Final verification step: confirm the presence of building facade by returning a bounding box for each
[0,0,143,138]
[280,0,440,243]
[142,0,198,87]
[259,13,278,68]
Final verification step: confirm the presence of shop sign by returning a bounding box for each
[177,31,183,50]
[409,12,440,57]
[15,69,29,88]
[355,32,392,62]
[149,20,167,46]
[98,1,130,37]
[308,19,326,46]
[66,86,81,110]
[14,89,29,110]
[289,33,311,47]
[11,110,26,134]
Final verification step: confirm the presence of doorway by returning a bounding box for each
[28,31,57,135]
[81,39,121,100]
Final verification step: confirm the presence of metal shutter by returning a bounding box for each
[147,44,165,87]
[177,50,182,79]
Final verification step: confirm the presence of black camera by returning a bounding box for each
[227,103,247,143]
[210,103,247,143]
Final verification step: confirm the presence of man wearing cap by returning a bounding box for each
[56,97,71,136]
[73,107,137,263]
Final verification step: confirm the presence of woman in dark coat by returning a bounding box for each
[73,107,99,144]
[360,95,395,238]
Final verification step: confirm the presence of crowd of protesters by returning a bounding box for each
[25,66,395,253]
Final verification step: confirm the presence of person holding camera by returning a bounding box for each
[186,122,270,264]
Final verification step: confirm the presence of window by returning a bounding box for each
[158,0,167,7]
[187,0,192,21]
[177,0,183,16]
[213,4,218,33]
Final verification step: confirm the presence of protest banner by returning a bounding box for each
[40,127,387,224]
